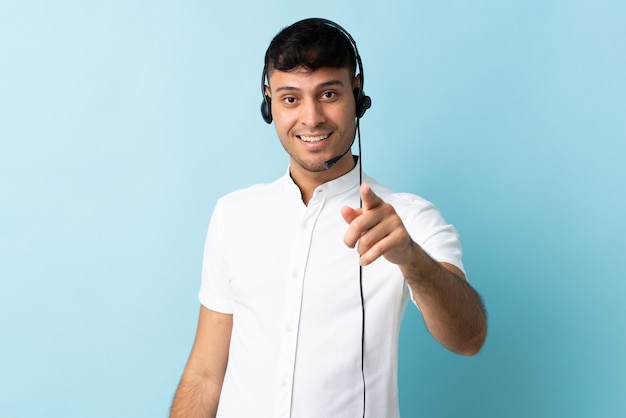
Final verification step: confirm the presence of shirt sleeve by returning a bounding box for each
[198,199,236,314]
[412,202,465,275]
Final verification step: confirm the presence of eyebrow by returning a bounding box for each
[274,79,345,94]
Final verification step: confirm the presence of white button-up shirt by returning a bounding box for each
[199,161,464,418]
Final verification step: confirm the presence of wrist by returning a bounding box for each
[398,242,436,285]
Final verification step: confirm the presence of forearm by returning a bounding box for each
[170,368,222,418]
[401,242,487,356]
[170,307,231,417]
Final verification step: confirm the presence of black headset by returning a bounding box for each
[260,18,372,124]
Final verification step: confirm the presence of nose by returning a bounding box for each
[300,98,326,128]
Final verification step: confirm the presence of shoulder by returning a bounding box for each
[210,174,300,229]
[216,175,290,208]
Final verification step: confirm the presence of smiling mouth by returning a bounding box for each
[298,134,330,143]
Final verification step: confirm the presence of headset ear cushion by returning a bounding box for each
[354,89,372,119]
[261,95,272,124]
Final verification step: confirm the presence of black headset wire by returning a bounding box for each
[357,118,366,418]
[261,19,368,416]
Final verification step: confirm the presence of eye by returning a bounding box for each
[321,91,337,100]
[282,96,297,105]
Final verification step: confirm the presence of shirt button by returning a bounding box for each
[291,271,298,280]
[286,324,293,333]
[301,221,308,229]
[280,379,288,387]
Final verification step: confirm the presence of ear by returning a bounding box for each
[264,84,271,98]
[352,74,363,91]
[353,74,371,119]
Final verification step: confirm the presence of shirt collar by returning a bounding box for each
[281,156,362,202]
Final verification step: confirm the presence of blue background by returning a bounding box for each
[1,1,625,417]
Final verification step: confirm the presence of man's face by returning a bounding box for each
[267,66,358,178]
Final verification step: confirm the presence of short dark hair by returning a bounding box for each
[263,18,357,78]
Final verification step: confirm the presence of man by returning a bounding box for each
[170,18,487,418]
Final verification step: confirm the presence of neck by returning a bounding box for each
[290,154,356,205]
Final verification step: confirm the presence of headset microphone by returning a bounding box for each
[323,143,353,170]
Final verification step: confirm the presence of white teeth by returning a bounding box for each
[299,134,329,142]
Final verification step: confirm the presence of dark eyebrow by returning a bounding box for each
[274,86,299,93]
[318,79,345,89]
[274,79,345,94]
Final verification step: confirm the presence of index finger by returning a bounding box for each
[360,183,383,211]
